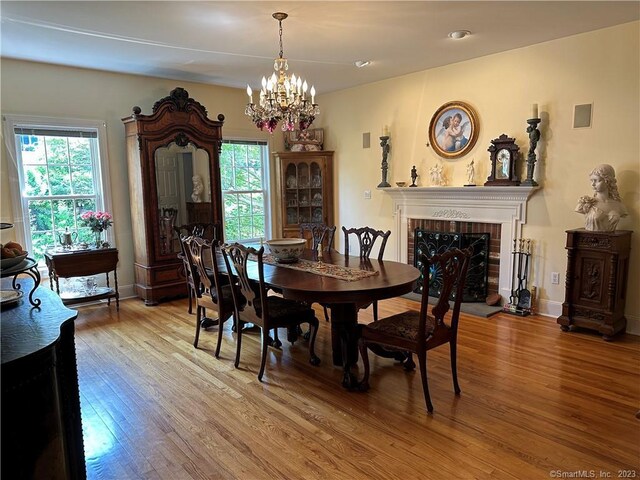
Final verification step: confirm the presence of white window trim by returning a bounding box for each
[221,137,271,242]
[2,114,114,250]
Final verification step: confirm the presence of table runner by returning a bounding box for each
[259,254,379,282]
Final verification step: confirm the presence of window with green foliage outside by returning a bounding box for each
[12,126,107,263]
[220,140,270,242]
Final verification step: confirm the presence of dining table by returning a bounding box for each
[227,246,420,388]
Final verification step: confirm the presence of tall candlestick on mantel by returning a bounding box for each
[522,115,542,187]
[531,103,539,119]
[377,136,391,188]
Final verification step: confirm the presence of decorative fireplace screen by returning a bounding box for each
[414,230,489,302]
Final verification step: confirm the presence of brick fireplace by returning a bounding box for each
[383,186,539,303]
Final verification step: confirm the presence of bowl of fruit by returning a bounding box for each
[1,241,28,270]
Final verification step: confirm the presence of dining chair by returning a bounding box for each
[300,223,337,322]
[299,223,337,252]
[174,223,221,315]
[185,237,238,356]
[357,247,472,413]
[342,226,391,322]
[221,242,320,381]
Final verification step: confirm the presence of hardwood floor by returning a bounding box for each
[73,297,640,479]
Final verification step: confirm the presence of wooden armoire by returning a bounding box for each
[122,87,224,305]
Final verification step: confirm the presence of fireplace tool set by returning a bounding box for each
[505,238,535,316]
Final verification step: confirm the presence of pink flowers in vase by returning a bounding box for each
[80,210,113,233]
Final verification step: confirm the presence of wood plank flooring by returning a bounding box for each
[73,297,640,479]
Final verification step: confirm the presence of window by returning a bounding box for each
[3,115,112,264]
[220,140,270,242]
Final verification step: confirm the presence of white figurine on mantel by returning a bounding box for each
[575,164,628,232]
[429,161,447,186]
[466,159,475,186]
[191,174,204,203]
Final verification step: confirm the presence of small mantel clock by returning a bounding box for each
[485,134,520,186]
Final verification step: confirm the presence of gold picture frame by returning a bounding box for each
[428,101,479,159]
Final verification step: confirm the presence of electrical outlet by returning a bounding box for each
[364,190,371,199]
[551,272,560,285]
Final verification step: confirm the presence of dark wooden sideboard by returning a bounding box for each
[557,229,632,340]
[1,284,86,479]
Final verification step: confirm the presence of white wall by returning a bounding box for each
[314,22,640,332]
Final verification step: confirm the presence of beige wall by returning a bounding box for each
[0,61,283,293]
[1,22,638,331]
[314,22,639,331]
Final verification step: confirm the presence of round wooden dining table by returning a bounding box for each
[246,248,420,388]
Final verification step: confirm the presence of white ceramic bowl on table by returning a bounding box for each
[265,238,306,263]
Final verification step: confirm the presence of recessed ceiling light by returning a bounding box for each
[355,60,371,68]
[448,30,471,40]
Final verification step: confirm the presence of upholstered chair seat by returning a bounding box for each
[363,311,438,343]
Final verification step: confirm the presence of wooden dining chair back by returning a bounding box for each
[342,226,391,261]
[299,223,337,322]
[342,226,392,321]
[174,223,221,314]
[185,237,236,357]
[221,242,321,381]
[358,247,472,413]
[299,223,337,252]
[174,222,221,242]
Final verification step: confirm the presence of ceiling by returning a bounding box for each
[1,1,638,94]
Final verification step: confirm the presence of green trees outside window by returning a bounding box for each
[220,142,269,242]
[17,133,101,262]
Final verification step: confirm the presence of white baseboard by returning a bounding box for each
[536,299,639,337]
[536,299,563,319]
[118,284,136,300]
[624,313,640,336]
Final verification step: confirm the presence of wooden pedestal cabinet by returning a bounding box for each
[274,151,334,239]
[557,229,632,340]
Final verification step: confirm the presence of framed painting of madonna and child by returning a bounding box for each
[428,101,479,159]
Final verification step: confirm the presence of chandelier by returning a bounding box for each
[245,12,320,133]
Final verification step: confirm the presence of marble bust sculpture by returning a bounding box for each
[575,164,627,232]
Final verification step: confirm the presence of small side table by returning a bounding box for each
[45,248,119,310]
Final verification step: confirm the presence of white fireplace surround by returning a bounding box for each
[382,186,539,301]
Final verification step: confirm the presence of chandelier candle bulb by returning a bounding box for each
[246,85,253,103]
[531,103,538,119]
[311,86,316,104]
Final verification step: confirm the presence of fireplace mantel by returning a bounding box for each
[382,186,539,300]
